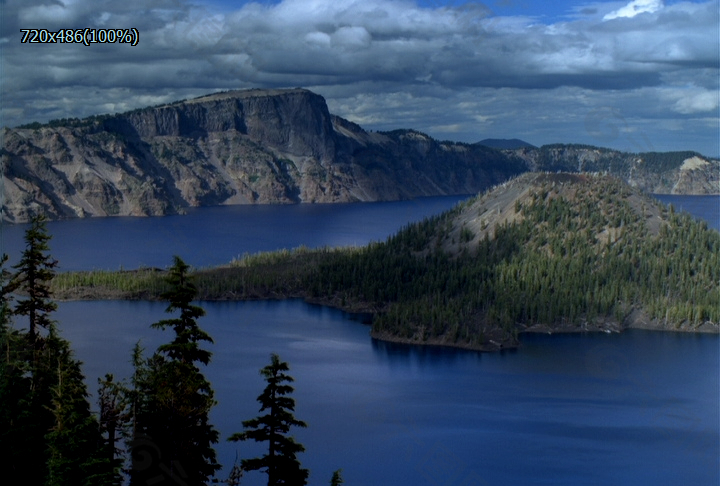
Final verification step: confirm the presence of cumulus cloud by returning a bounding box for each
[659,85,720,114]
[1,0,718,156]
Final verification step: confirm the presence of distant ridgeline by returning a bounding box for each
[53,173,720,351]
[2,88,719,222]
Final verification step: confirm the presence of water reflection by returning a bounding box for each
[371,338,487,368]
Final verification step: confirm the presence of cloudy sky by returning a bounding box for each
[1,0,718,156]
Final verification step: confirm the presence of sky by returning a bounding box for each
[1,0,718,156]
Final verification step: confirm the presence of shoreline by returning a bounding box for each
[53,289,719,352]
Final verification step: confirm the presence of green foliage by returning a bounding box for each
[11,214,59,342]
[17,121,43,129]
[1,223,109,486]
[17,113,112,130]
[4,217,64,484]
[330,469,344,486]
[0,253,36,480]
[51,176,720,350]
[45,330,107,486]
[229,353,309,486]
[460,225,474,243]
[152,256,213,365]
[130,256,220,486]
[638,151,703,172]
[51,267,168,297]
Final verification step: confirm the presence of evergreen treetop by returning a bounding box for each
[11,214,58,342]
[130,256,219,486]
[151,255,213,366]
[229,353,309,486]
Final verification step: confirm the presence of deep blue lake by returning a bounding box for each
[2,194,719,486]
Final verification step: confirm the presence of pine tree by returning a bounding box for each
[97,374,131,485]
[2,221,105,486]
[5,216,61,484]
[11,214,58,345]
[130,256,220,486]
[45,329,107,486]
[330,469,344,486]
[0,253,35,480]
[228,353,309,486]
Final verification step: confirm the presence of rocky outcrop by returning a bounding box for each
[508,144,719,195]
[2,89,717,223]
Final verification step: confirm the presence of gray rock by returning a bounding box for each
[2,89,717,222]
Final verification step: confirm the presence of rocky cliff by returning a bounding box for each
[2,89,717,222]
[508,144,719,195]
[1,89,526,222]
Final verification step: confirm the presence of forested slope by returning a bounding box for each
[53,173,720,351]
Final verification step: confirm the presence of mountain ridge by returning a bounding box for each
[476,138,537,150]
[2,88,718,223]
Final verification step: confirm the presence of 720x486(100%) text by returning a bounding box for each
[20,28,139,46]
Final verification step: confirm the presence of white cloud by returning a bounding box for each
[660,86,720,114]
[1,0,718,156]
[331,26,371,49]
[603,0,663,20]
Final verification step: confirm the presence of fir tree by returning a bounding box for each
[330,469,344,486]
[229,353,309,486]
[2,221,106,486]
[45,329,107,486]
[11,214,58,345]
[130,256,220,486]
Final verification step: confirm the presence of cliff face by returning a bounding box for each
[2,89,717,223]
[509,145,719,195]
[1,89,526,222]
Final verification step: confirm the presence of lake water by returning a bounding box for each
[2,195,719,485]
[1,196,469,271]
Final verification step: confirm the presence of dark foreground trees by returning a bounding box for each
[130,256,220,486]
[1,222,328,485]
[229,353,309,486]
[0,216,108,485]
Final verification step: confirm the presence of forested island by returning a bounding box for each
[51,172,720,351]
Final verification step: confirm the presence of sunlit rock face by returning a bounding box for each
[2,88,716,222]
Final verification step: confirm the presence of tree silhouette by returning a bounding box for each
[6,215,61,483]
[229,353,309,486]
[97,373,131,485]
[330,469,344,485]
[130,256,219,486]
[45,330,107,486]
[11,214,58,345]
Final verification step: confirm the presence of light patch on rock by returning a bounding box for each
[680,156,709,171]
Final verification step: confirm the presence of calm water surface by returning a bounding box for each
[56,300,719,486]
[4,195,719,485]
[2,196,468,270]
